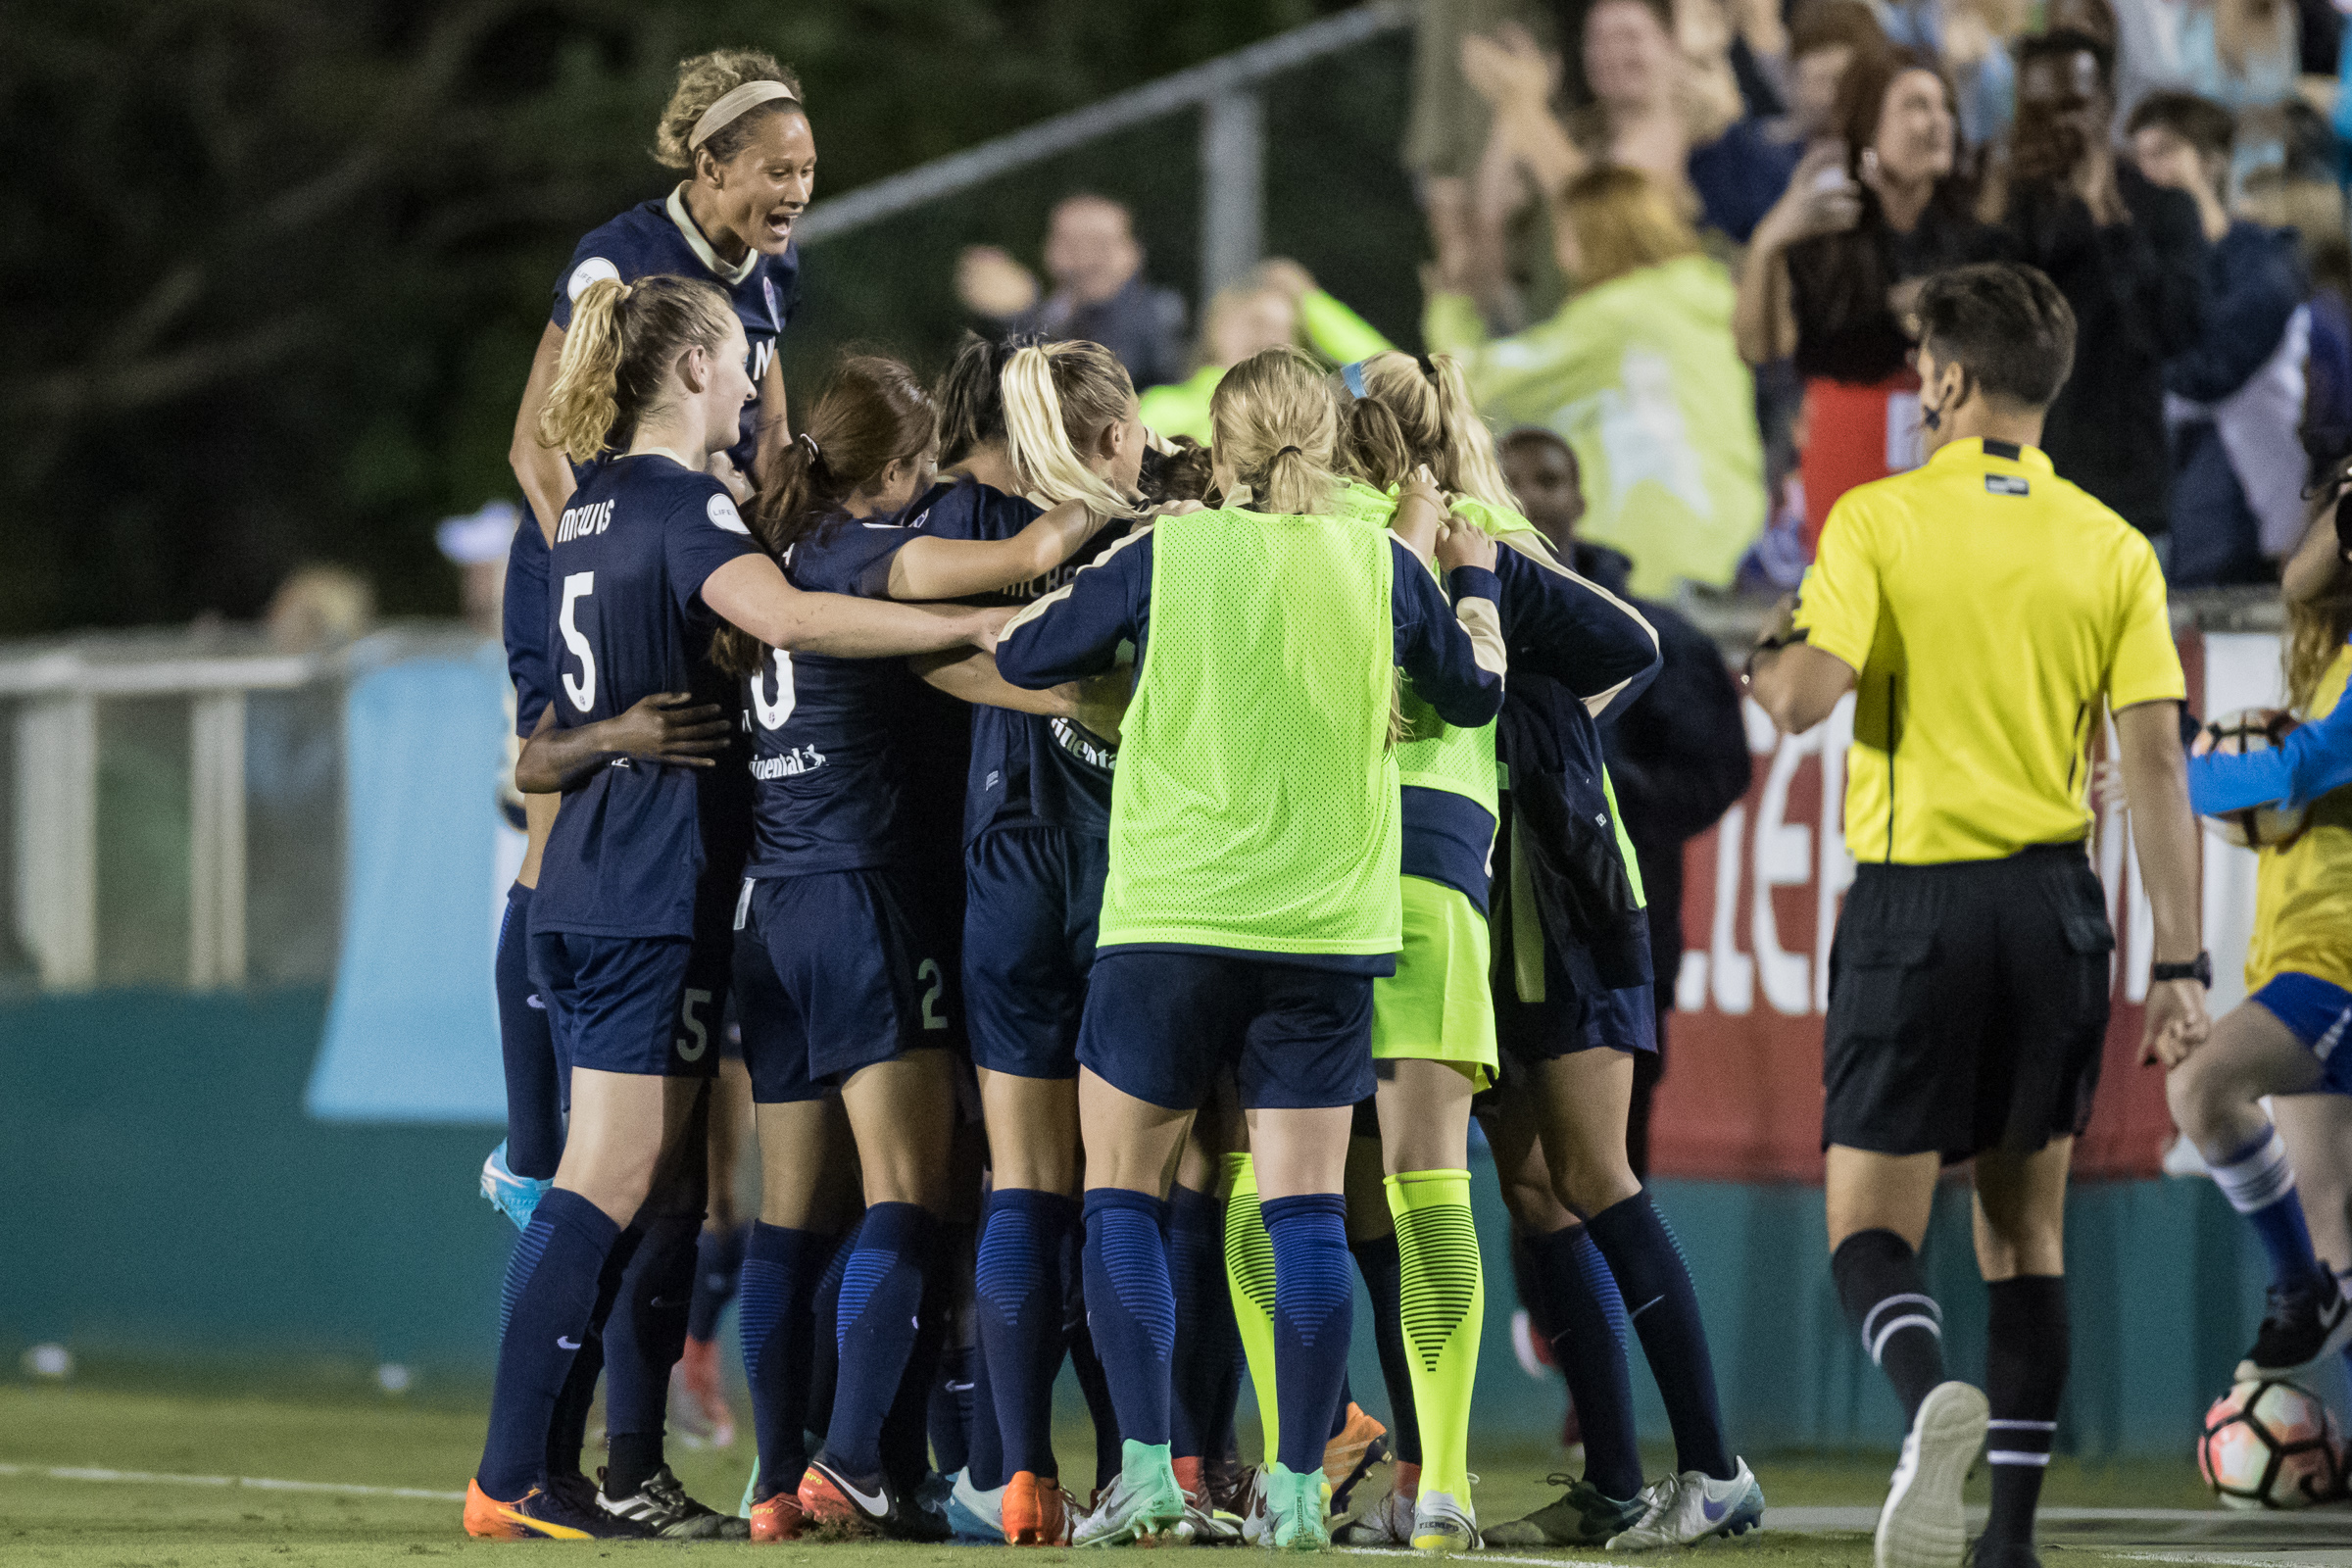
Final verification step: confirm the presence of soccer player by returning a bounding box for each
[715,351,1124,1543]
[993,346,1508,1549]
[1319,350,1663,1550]
[461,275,1004,1543]
[2167,487,2352,1380]
[1748,262,2209,1568]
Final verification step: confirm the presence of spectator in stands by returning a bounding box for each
[1461,0,1802,244]
[1738,49,1992,554]
[1427,165,1765,595]
[1136,261,1390,444]
[437,501,521,639]
[2130,90,2310,582]
[1875,0,2024,147]
[954,194,1187,390]
[1499,425,1752,1174]
[1981,29,2205,537]
[266,564,375,655]
[2111,0,2300,129]
[1764,0,1889,146]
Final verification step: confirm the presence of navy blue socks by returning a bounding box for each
[1264,1193,1353,1477]
[741,1221,828,1501]
[688,1221,748,1343]
[1082,1187,1176,1447]
[820,1201,939,1479]
[494,884,563,1180]
[599,1213,699,1497]
[1168,1182,1243,1463]
[1531,1222,1642,1499]
[1350,1230,1422,1466]
[979,1187,1078,1478]
[1587,1190,1734,1481]
[479,1189,619,1498]
[2209,1127,2328,1293]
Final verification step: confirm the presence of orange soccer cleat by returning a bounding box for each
[749,1490,808,1543]
[1323,1401,1392,1512]
[464,1476,651,1541]
[1000,1470,1070,1546]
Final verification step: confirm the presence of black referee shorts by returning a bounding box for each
[1822,843,2114,1165]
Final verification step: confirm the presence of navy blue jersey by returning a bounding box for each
[552,190,801,475]
[531,455,758,939]
[1398,538,1664,910]
[505,509,555,739]
[904,474,1127,845]
[742,508,971,877]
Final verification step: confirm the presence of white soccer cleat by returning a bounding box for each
[1875,1381,1988,1568]
[1411,1490,1481,1551]
[1604,1457,1764,1550]
[1333,1486,1415,1544]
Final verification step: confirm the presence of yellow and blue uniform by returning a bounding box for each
[2197,639,2352,1063]
[528,454,756,1079]
[730,506,971,1103]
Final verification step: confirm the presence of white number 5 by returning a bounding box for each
[559,571,598,713]
[674,987,711,1061]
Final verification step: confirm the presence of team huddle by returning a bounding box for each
[455,34,2352,1568]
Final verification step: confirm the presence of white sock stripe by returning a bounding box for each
[1986,1419,2057,1431]
[1868,1313,1943,1364]
[1986,1451,2052,1467]
[1862,1294,1944,1344]
[2210,1130,2299,1213]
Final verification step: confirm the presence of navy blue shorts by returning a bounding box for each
[733,868,962,1104]
[1495,971,1658,1062]
[1077,951,1376,1112]
[2252,972,2352,1085]
[529,930,729,1079]
[964,826,1107,1080]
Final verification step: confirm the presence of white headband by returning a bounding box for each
[689,80,801,150]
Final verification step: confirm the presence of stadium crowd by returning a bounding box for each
[448,8,2352,1567]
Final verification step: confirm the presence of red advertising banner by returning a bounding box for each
[1649,633,2214,1183]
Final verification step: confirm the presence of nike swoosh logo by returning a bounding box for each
[833,1473,890,1515]
[557,1336,581,1349]
[1628,1295,1665,1321]
[1702,1496,1730,1522]
[946,1380,975,1393]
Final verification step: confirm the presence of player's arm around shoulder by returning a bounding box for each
[995,523,1155,690]
[1392,528,1507,728]
[1491,529,1661,710]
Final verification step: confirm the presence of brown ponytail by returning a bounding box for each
[1340,351,1517,511]
[539,275,737,464]
[709,354,937,676]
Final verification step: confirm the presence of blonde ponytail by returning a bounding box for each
[537,273,738,464]
[1343,351,1516,512]
[540,277,631,462]
[1209,346,1344,515]
[1002,342,1137,518]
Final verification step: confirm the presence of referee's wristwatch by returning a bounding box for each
[2150,953,2212,988]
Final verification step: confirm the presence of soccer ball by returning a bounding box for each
[2197,1379,2343,1509]
[2197,709,2307,849]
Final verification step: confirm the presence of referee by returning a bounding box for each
[1748,262,2210,1568]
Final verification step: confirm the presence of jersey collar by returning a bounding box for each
[665,184,760,286]
[1928,436,2054,475]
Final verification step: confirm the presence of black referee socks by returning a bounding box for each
[1832,1228,1947,1423]
[1984,1275,2069,1553]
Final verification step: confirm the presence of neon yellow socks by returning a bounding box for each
[1386,1168,1483,1499]
[1222,1151,1281,1460]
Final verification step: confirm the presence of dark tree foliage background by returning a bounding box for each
[0,0,1421,635]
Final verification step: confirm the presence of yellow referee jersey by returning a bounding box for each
[2248,643,2352,994]
[1794,437,2185,865]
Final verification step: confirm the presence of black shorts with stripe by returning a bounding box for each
[1822,843,2113,1164]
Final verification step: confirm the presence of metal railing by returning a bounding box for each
[795,2,1413,300]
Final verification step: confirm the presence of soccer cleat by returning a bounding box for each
[999,1469,1072,1545]
[597,1462,748,1539]
[479,1142,552,1232]
[668,1334,737,1449]
[945,1468,1007,1544]
[464,1475,655,1541]
[796,1453,949,1542]
[1073,1439,1188,1547]
[1965,1540,2042,1568]
[1323,1401,1392,1512]
[1484,1473,1645,1546]
[1412,1491,1480,1551]
[1209,1453,1261,1527]
[1875,1383,1987,1568]
[2237,1276,2352,1382]
[1264,1461,1334,1551]
[1170,1458,1244,1544]
[1605,1458,1764,1550]
[1333,1486,1415,1544]
[749,1490,808,1543]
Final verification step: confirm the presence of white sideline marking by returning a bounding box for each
[1343,1550,1612,1566]
[0,1461,464,1502]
